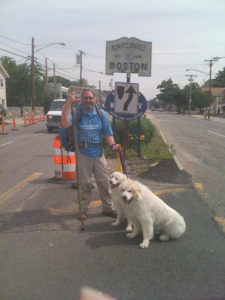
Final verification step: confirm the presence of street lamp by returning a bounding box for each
[35,42,66,53]
[31,38,66,112]
[186,68,208,76]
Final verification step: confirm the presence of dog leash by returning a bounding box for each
[116,145,128,178]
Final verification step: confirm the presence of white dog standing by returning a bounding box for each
[109,172,132,232]
[121,179,186,249]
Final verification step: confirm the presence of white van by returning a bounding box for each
[46,99,66,133]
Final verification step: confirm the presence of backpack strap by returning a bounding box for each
[76,103,103,125]
[94,104,103,121]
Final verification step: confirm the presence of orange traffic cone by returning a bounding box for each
[32,111,36,124]
[0,113,8,135]
[23,112,28,126]
[11,113,18,131]
[29,114,33,125]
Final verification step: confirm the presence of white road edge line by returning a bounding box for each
[0,142,14,147]
[208,130,225,138]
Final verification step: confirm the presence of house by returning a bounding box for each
[201,87,225,114]
[0,63,9,109]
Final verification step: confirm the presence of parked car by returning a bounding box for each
[46,99,66,133]
[0,104,7,124]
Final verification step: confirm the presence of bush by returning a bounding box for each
[112,117,156,147]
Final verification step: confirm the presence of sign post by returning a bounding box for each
[105,37,152,158]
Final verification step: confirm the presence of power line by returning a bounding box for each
[0,34,30,46]
[0,47,28,59]
[0,42,29,54]
[154,50,225,55]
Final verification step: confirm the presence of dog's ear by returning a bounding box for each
[133,182,142,201]
[134,190,141,201]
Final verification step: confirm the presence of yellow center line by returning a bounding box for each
[0,172,42,205]
[155,187,186,196]
[214,216,225,233]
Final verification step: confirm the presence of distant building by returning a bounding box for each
[202,87,225,114]
[0,63,9,108]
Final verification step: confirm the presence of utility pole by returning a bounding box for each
[76,50,84,86]
[109,78,114,90]
[98,80,101,105]
[45,57,49,94]
[204,58,218,94]
[53,63,56,99]
[79,50,84,86]
[185,74,197,116]
[31,37,35,113]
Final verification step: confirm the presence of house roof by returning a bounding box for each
[0,63,9,78]
[201,87,225,96]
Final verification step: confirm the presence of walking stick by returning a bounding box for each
[69,86,85,231]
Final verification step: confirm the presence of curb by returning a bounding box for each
[147,112,184,171]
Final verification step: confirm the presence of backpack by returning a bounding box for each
[60,104,103,152]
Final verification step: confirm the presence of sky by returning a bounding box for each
[1,0,225,100]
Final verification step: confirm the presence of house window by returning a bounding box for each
[0,79,3,87]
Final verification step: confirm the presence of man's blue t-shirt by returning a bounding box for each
[70,106,113,158]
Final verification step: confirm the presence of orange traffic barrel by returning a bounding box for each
[48,135,77,184]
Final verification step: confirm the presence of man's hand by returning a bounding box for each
[111,144,121,152]
[67,92,76,104]
[67,86,78,105]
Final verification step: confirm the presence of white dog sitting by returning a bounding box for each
[121,179,186,249]
[109,172,132,232]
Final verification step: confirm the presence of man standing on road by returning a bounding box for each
[61,88,120,220]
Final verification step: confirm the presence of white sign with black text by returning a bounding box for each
[106,37,152,76]
[114,82,139,115]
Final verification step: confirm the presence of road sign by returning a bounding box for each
[115,82,139,114]
[105,91,147,121]
[106,37,152,76]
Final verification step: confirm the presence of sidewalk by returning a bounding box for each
[191,113,225,123]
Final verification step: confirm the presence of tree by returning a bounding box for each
[156,79,186,112]
[174,89,187,113]
[213,67,225,87]
[149,98,160,109]
[0,56,32,107]
[192,89,213,111]
[1,55,96,111]
[49,75,73,87]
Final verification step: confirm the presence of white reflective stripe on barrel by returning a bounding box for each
[55,164,75,172]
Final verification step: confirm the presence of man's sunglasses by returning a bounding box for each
[84,96,94,100]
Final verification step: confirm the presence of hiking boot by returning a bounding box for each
[102,209,117,218]
[77,212,87,220]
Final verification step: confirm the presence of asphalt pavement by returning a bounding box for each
[1,118,225,300]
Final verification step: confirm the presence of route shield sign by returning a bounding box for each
[106,37,152,76]
[115,82,139,114]
[105,91,147,121]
